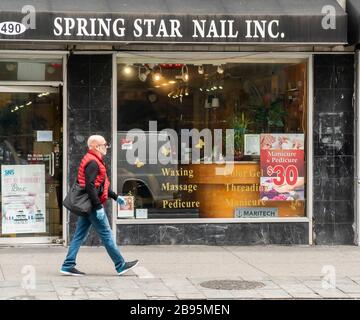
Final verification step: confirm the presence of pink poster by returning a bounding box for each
[260,134,305,201]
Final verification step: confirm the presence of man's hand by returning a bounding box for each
[117,196,127,206]
[96,207,106,220]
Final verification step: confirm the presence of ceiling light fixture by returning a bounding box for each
[5,63,16,72]
[181,65,189,82]
[138,65,150,82]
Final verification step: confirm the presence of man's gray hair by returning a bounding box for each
[87,135,105,149]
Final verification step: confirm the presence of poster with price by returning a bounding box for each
[1,165,46,234]
[260,134,304,201]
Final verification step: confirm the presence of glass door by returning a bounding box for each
[0,86,62,242]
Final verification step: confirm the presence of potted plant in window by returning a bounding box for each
[253,97,286,133]
[226,112,252,161]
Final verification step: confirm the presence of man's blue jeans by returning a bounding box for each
[61,209,125,273]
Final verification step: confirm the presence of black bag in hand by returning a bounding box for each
[63,183,92,217]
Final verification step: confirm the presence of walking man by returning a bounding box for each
[60,135,139,276]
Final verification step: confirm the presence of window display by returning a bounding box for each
[117,58,307,219]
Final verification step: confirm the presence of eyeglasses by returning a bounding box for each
[98,143,110,149]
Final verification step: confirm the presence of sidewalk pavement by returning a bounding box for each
[1,245,360,300]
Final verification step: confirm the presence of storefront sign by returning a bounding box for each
[235,207,278,218]
[1,164,46,234]
[260,134,304,201]
[0,1,347,44]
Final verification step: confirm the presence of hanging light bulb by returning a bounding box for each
[153,65,162,82]
[123,65,133,75]
[185,87,189,96]
[217,65,224,74]
[219,80,224,90]
[198,65,204,75]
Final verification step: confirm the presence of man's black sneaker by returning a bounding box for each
[60,267,86,276]
[117,260,139,276]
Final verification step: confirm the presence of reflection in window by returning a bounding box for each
[117,60,307,219]
[0,58,63,81]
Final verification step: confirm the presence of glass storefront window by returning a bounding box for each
[0,89,63,238]
[117,57,307,220]
[0,58,63,81]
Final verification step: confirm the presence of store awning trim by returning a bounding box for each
[0,0,348,44]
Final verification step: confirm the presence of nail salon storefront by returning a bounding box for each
[0,0,356,246]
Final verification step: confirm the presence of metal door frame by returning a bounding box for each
[0,83,64,245]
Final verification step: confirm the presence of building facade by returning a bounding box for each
[0,0,358,246]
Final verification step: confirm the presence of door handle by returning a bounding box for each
[49,152,55,177]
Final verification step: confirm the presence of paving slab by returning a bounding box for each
[32,293,60,300]
[309,289,350,299]
[277,284,316,294]
[336,283,360,294]
[58,296,89,300]
[256,289,292,299]
[0,289,28,299]
[117,289,148,300]
[54,285,88,297]
[106,278,140,290]
[0,281,23,288]
[176,293,206,299]
[230,290,262,299]
[144,290,176,297]
[199,289,237,299]
[286,292,320,299]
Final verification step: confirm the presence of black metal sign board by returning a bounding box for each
[0,12,347,44]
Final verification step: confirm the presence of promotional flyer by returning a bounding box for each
[1,164,46,234]
[260,134,305,201]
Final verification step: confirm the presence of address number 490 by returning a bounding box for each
[0,22,26,35]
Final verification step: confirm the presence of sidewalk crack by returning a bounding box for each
[0,266,5,281]
[222,246,271,278]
